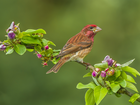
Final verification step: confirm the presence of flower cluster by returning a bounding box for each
[92,55,120,78]
[36,45,50,66]
[0,21,60,68]
[6,22,20,39]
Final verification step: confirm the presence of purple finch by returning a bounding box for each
[47,24,102,74]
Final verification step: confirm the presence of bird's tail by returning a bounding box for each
[46,58,66,74]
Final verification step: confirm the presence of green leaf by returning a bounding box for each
[52,52,59,57]
[42,39,56,46]
[6,47,14,55]
[115,70,121,78]
[129,93,140,104]
[48,41,56,46]
[94,86,108,105]
[14,44,26,55]
[23,29,46,34]
[110,83,120,93]
[42,39,49,46]
[108,89,114,95]
[45,48,53,57]
[119,79,127,88]
[51,58,60,64]
[105,81,111,87]
[21,36,42,46]
[76,82,96,90]
[94,62,108,69]
[53,49,61,52]
[17,33,24,38]
[121,71,127,80]
[83,72,92,78]
[126,81,138,92]
[85,88,95,105]
[34,45,42,52]
[106,75,117,82]
[122,66,140,77]
[121,59,135,67]
[26,49,34,52]
[126,75,136,84]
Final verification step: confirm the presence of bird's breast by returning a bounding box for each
[67,46,92,62]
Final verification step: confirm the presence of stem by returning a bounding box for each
[118,88,140,103]
[124,89,140,102]
[0,42,35,49]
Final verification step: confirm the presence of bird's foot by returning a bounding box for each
[83,62,91,70]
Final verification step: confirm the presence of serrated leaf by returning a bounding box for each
[83,72,92,78]
[85,88,95,105]
[76,82,96,90]
[94,86,108,105]
[48,41,56,46]
[115,70,121,78]
[14,44,26,55]
[94,62,108,68]
[6,47,14,55]
[21,36,42,46]
[34,45,42,52]
[126,75,136,84]
[121,59,135,67]
[121,71,127,80]
[119,79,127,88]
[42,39,56,46]
[42,39,49,46]
[110,83,120,93]
[122,66,140,77]
[129,93,140,104]
[23,29,46,34]
[126,81,138,92]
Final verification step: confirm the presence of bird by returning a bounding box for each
[46,24,102,74]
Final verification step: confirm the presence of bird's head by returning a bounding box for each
[81,24,102,41]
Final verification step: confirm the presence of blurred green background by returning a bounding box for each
[0,0,140,105]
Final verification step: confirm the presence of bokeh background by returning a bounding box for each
[0,0,140,105]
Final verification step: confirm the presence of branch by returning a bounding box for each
[123,89,140,102]
[0,42,35,49]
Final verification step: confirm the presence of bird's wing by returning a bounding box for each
[56,33,92,58]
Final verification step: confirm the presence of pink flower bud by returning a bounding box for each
[107,69,115,76]
[43,62,48,66]
[115,63,121,67]
[101,71,106,77]
[0,44,6,51]
[95,68,100,72]
[44,45,49,50]
[8,31,15,39]
[37,54,42,58]
[92,71,98,77]
[105,68,109,72]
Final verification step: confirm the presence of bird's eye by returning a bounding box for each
[90,26,93,29]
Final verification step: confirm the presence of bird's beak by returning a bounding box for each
[93,26,102,33]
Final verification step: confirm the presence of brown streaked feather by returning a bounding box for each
[46,58,67,74]
[56,32,93,58]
